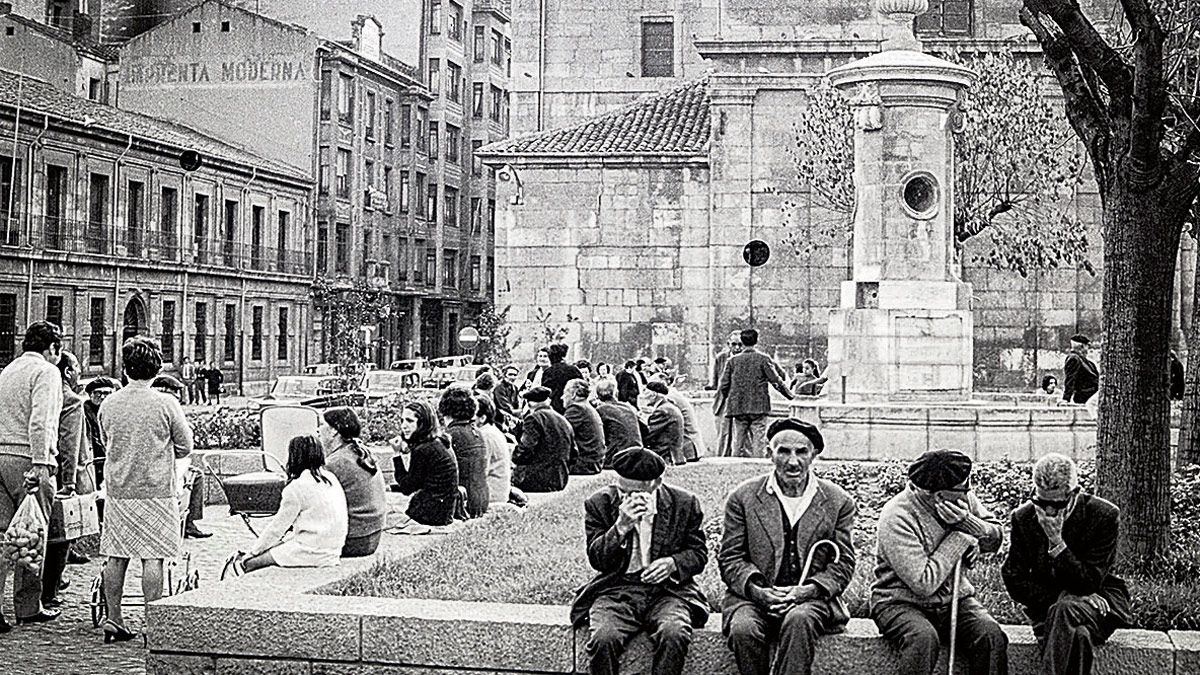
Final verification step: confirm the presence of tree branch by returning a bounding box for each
[1024,0,1134,100]
[1118,0,1168,188]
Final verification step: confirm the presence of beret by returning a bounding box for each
[151,375,185,392]
[908,449,973,491]
[84,376,121,393]
[767,417,825,452]
[645,380,669,395]
[611,446,666,481]
[1070,334,1090,345]
[522,385,552,402]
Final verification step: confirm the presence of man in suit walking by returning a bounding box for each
[720,418,857,675]
[571,447,709,675]
[1002,453,1130,675]
[717,329,794,457]
[1062,334,1099,405]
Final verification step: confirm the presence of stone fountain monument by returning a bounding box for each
[823,0,976,402]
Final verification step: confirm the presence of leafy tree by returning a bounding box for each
[310,277,391,384]
[1020,0,1200,565]
[533,307,577,346]
[476,303,522,368]
[788,49,1093,278]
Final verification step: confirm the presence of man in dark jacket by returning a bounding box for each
[641,381,685,465]
[1002,453,1130,675]
[710,331,743,457]
[494,364,522,427]
[564,379,605,475]
[717,329,794,457]
[595,378,643,467]
[720,419,857,675]
[572,446,709,675]
[512,386,574,492]
[1062,334,1099,405]
[616,360,640,407]
[542,343,584,413]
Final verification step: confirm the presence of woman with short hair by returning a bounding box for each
[319,407,387,558]
[438,387,489,517]
[97,337,193,644]
[474,395,512,506]
[391,400,459,526]
[238,435,348,573]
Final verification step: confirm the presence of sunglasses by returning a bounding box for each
[1032,487,1080,510]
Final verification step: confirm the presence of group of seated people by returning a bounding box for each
[575,420,1127,675]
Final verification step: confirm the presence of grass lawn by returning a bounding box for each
[322,459,1200,631]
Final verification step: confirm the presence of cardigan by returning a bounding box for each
[446,420,489,517]
[324,441,387,540]
[99,380,193,500]
[0,352,64,465]
[250,469,347,565]
[393,436,459,526]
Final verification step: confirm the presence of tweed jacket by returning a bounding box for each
[595,399,643,466]
[565,401,605,474]
[1002,493,1132,628]
[570,483,710,628]
[643,400,684,463]
[716,348,793,418]
[719,475,857,630]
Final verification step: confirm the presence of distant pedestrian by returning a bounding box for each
[593,378,643,468]
[616,360,640,407]
[83,376,120,493]
[206,363,224,405]
[179,357,196,405]
[711,331,743,457]
[1170,350,1184,401]
[717,329,795,457]
[1062,334,1099,405]
[192,361,209,405]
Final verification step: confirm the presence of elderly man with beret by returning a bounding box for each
[872,449,1008,675]
[1062,334,1099,405]
[571,447,709,675]
[719,418,857,675]
[511,386,575,493]
[1002,453,1130,675]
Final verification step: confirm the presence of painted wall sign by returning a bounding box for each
[123,59,309,86]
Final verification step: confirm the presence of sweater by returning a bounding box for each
[0,352,64,465]
[478,423,512,504]
[250,468,347,565]
[393,436,459,526]
[871,486,1002,610]
[324,441,387,539]
[99,380,194,500]
[446,420,489,517]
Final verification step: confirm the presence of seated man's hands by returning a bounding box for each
[616,492,650,535]
[640,557,677,585]
[748,584,790,614]
[778,583,821,605]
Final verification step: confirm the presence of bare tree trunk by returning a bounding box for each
[1180,247,1200,464]
[1095,187,1177,565]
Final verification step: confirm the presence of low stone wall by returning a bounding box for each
[192,447,395,506]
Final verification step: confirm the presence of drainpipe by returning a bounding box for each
[536,0,546,131]
[113,134,132,253]
[239,276,247,396]
[24,114,50,324]
[112,265,120,374]
[112,134,133,373]
[6,71,21,249]
[182,270,189,363]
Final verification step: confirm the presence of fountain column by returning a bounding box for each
[824,0,977,402]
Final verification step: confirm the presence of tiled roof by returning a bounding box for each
[0,68,310,181]
[481,79,710,157]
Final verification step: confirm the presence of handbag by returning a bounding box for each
[48,493,101,543]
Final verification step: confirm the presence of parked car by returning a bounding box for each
[364,369,428,402]
[388,358,430,372]
[423,362,482,389]
[249,374,366,409]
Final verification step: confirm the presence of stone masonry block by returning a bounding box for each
[147,604,361,661]
[215,658,311,675]
[146,654,217,675]
[1170,629,1200,674]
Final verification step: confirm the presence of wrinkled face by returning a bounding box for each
[317,418,339,447]
[400,409,419,440]
[504,368,519,383]
[89,387,114,406]
[1033,483,1079,518]
[932,479,971,509]
[771,431,817,492]
[535,351,550,368]
[616,475,662,499]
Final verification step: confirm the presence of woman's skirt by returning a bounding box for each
[100,496,181,560]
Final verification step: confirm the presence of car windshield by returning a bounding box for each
[271,376,348,397]
[367,371,417,391]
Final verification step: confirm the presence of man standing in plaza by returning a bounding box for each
[572,446,709,675]
[640,380,685,465]
[871,449,1008,675]
[1002,453,1130,675]
[594,378,643,468]
[1062,334,1099,405]
[0,321,66,628]
[710,331,743,456]
[42,350,85,610]
[717,329,794,457]
[511,386,574,493]
[720,419,857,675]
[616,360,640,406]
[82,376,119,493]
[564,379,605,475]
[179,356,196,405]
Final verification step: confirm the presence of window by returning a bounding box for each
[400,104,412,147]
[469,255,481,291]
[448,1,463,41]
[428,122,439,159]
[86,173,109,254]
[161,300,176,363]
[45,295,63,330]
[429,58,440,96]
[319,146,330,194]
[446,124,460,162]
[222,200,237,264]
[88,78,102,101]
[192,21,200,33]
[338,74,354,123]
[487,255,494,293]
[89,298,106,366]
[443,249,458,287]
[490,85,502,120]
[335,223,350,274]
[488,199,496,234]
[415,173,426,217]
[317,223,328,273]
[223,304,236,362]
[277,307,289,361]
[505,37,512,76]
[472,83,484,118]
[251,306,263,361]
[491,29,502,65]
[161,187,178,257]
[220,20,230,32]
[276,211,289,271]
[413,238,425,283]
[126,180,144,255]
[425,248,437,286]
[251,206,264,269]
[427,180,438,223]
[429,0,441,34]
[641,20,675,77]
[44,165,67,250]
[399,171,410,212]
[444,186,459,227]
[397,237,409,282]
[365,160,375,193]
[472,140,483,176]
[915,0,973,37]
[194,194,209,264]
[47,0,66,26]
[320,70,332,120]
[384,100,394,145]
[447,62,462,103]
[473,25,485,62]
[336,149,351,198]
[470,197,482,233]
[0,293,15,364]
[0,156,21,245]
[416,109,428,152]
[366,91,376,138]
[362,227,373,276]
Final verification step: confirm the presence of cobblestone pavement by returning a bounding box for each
[2,511,262,675]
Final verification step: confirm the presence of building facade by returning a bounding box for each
[1,2,115,103]
[0,67,314,391]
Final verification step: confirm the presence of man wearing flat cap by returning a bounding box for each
[872,449,1008,675]
[1062,334,1099,405]
[571,447,709,675]
[639,380,685,465]
[1002,453,1130,675]
[511,386,574,493]
[719,418,857,675]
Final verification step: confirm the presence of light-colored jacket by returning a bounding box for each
[99,379,193,500]
[0,352,64,466]
[478,423,511,504]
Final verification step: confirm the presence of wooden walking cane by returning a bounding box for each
[948,557,964,675]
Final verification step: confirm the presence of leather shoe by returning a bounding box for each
[0,616,11,634]
[184,527,212,539]
[16,609,61,625]
[58,579,70,592]
[67,550,91,565]
[42,597,63,610]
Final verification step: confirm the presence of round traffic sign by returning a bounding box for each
[743,240,771,267]
[458,326,480,348]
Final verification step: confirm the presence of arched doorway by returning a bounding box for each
[122,296,148,342]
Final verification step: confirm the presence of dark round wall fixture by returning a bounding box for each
[179,150,203,172]
[743,239,771,267]
[901,172,939,218]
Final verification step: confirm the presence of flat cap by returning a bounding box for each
[1069,334,1090,345]
[84,376,121,393]
[522,385,552,402]
[151,375,185,392]
[645,380,669,395]
[908,449,973,491]
[767,417,825,452]
[611,446,666,481]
